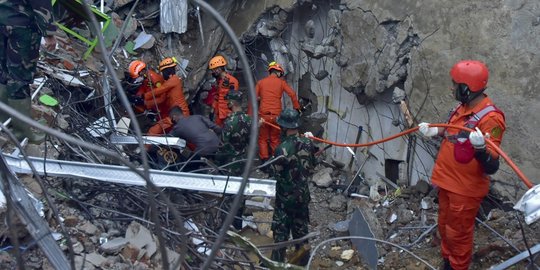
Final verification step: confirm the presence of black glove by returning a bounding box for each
[129,95,144,106]
[222,77,230,88]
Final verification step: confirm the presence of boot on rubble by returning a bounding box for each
[7,97,46,143]
[440,258,453,270]
[0,84,7,122]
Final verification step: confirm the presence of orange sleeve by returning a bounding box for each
[169,82,190,116]
[282,80,300,109]
[147,117,174,136]
[248,81,261,116]
[145,78,175,99]
[477,112,506,158]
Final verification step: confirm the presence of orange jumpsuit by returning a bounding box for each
[254,74,300,160]
[146,116,196,151]
[212,73,239,126]
[133,70,164,114]
[147,117,174,136]
[144,74,190,120]
[431,96,505,270]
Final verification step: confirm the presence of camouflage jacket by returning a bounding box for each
[271,133,316,210]
[220,111,251,158]
[0,0,56,35]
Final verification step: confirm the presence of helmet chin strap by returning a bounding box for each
[455,84,484,104]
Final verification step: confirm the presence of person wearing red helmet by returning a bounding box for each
[418,60,506,270]
[208,55,239,126]
[126,60,164,114]
[145,57,190,136]
[251,61,301,162]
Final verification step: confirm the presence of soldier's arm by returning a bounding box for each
[28,0,57,36]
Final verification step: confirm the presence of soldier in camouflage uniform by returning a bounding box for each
[0,0,56,141]
[217,89,251,175]
[216,90,251,230]
[270,109,316,263]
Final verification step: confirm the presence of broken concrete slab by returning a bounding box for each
[133,32,155,50]
[311,167,333,187]
[125,221,157,259]
[100,237,129,254]
[79,221,100,235]
[85,252,107,267]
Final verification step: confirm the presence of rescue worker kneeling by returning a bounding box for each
[125,60,164,115]
[144,57,190,122]
[168,107,222,172]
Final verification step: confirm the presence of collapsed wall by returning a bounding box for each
[156,0,538,199]
[194,0,538,199]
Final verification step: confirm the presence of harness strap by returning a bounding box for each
[445,104,504,143]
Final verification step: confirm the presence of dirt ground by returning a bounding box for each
[303,180,540,270]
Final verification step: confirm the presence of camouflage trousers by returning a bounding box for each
[270,203,309,262]
[0,25,40,99]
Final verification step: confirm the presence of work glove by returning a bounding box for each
[469,127,486,150]
[129,95,144,106]
[145,110,157,122]
[303,131,314,138]
[221,77,230,88]
[418,122,438,137]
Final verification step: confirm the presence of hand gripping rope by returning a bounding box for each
[266,121,534,189]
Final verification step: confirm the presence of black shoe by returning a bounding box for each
[441,258,452,270]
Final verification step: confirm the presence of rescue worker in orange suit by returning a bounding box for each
[418,60,505,270]
[145,57,190,136]
[126,60,164,114]
[208,55,239,126]
[251,61,301,162]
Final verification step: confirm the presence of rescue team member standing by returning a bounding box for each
[145,57,190,136]
[216,90,251,230]
[0,0,56,142]
[253,62,301,162]
[418,60,505,270]
[270,109,316,264]
[208,55,239,127]
[216,90,251,175]
[126,60,164,114]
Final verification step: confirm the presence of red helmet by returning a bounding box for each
[450,60,489,92]
[268,61,284,74]
[128,60,146,79]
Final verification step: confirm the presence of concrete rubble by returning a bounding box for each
[0,0,538,269]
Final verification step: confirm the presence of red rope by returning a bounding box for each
[306,124,533,189]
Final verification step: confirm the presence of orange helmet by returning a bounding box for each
[450,60,489,92]
[209,55,227,69]
[159,57,177,72]
[128,60,146,78]
[268,61,284,74]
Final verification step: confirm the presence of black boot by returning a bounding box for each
[441,258,453,270]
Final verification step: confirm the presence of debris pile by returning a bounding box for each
[0,0,539,269]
